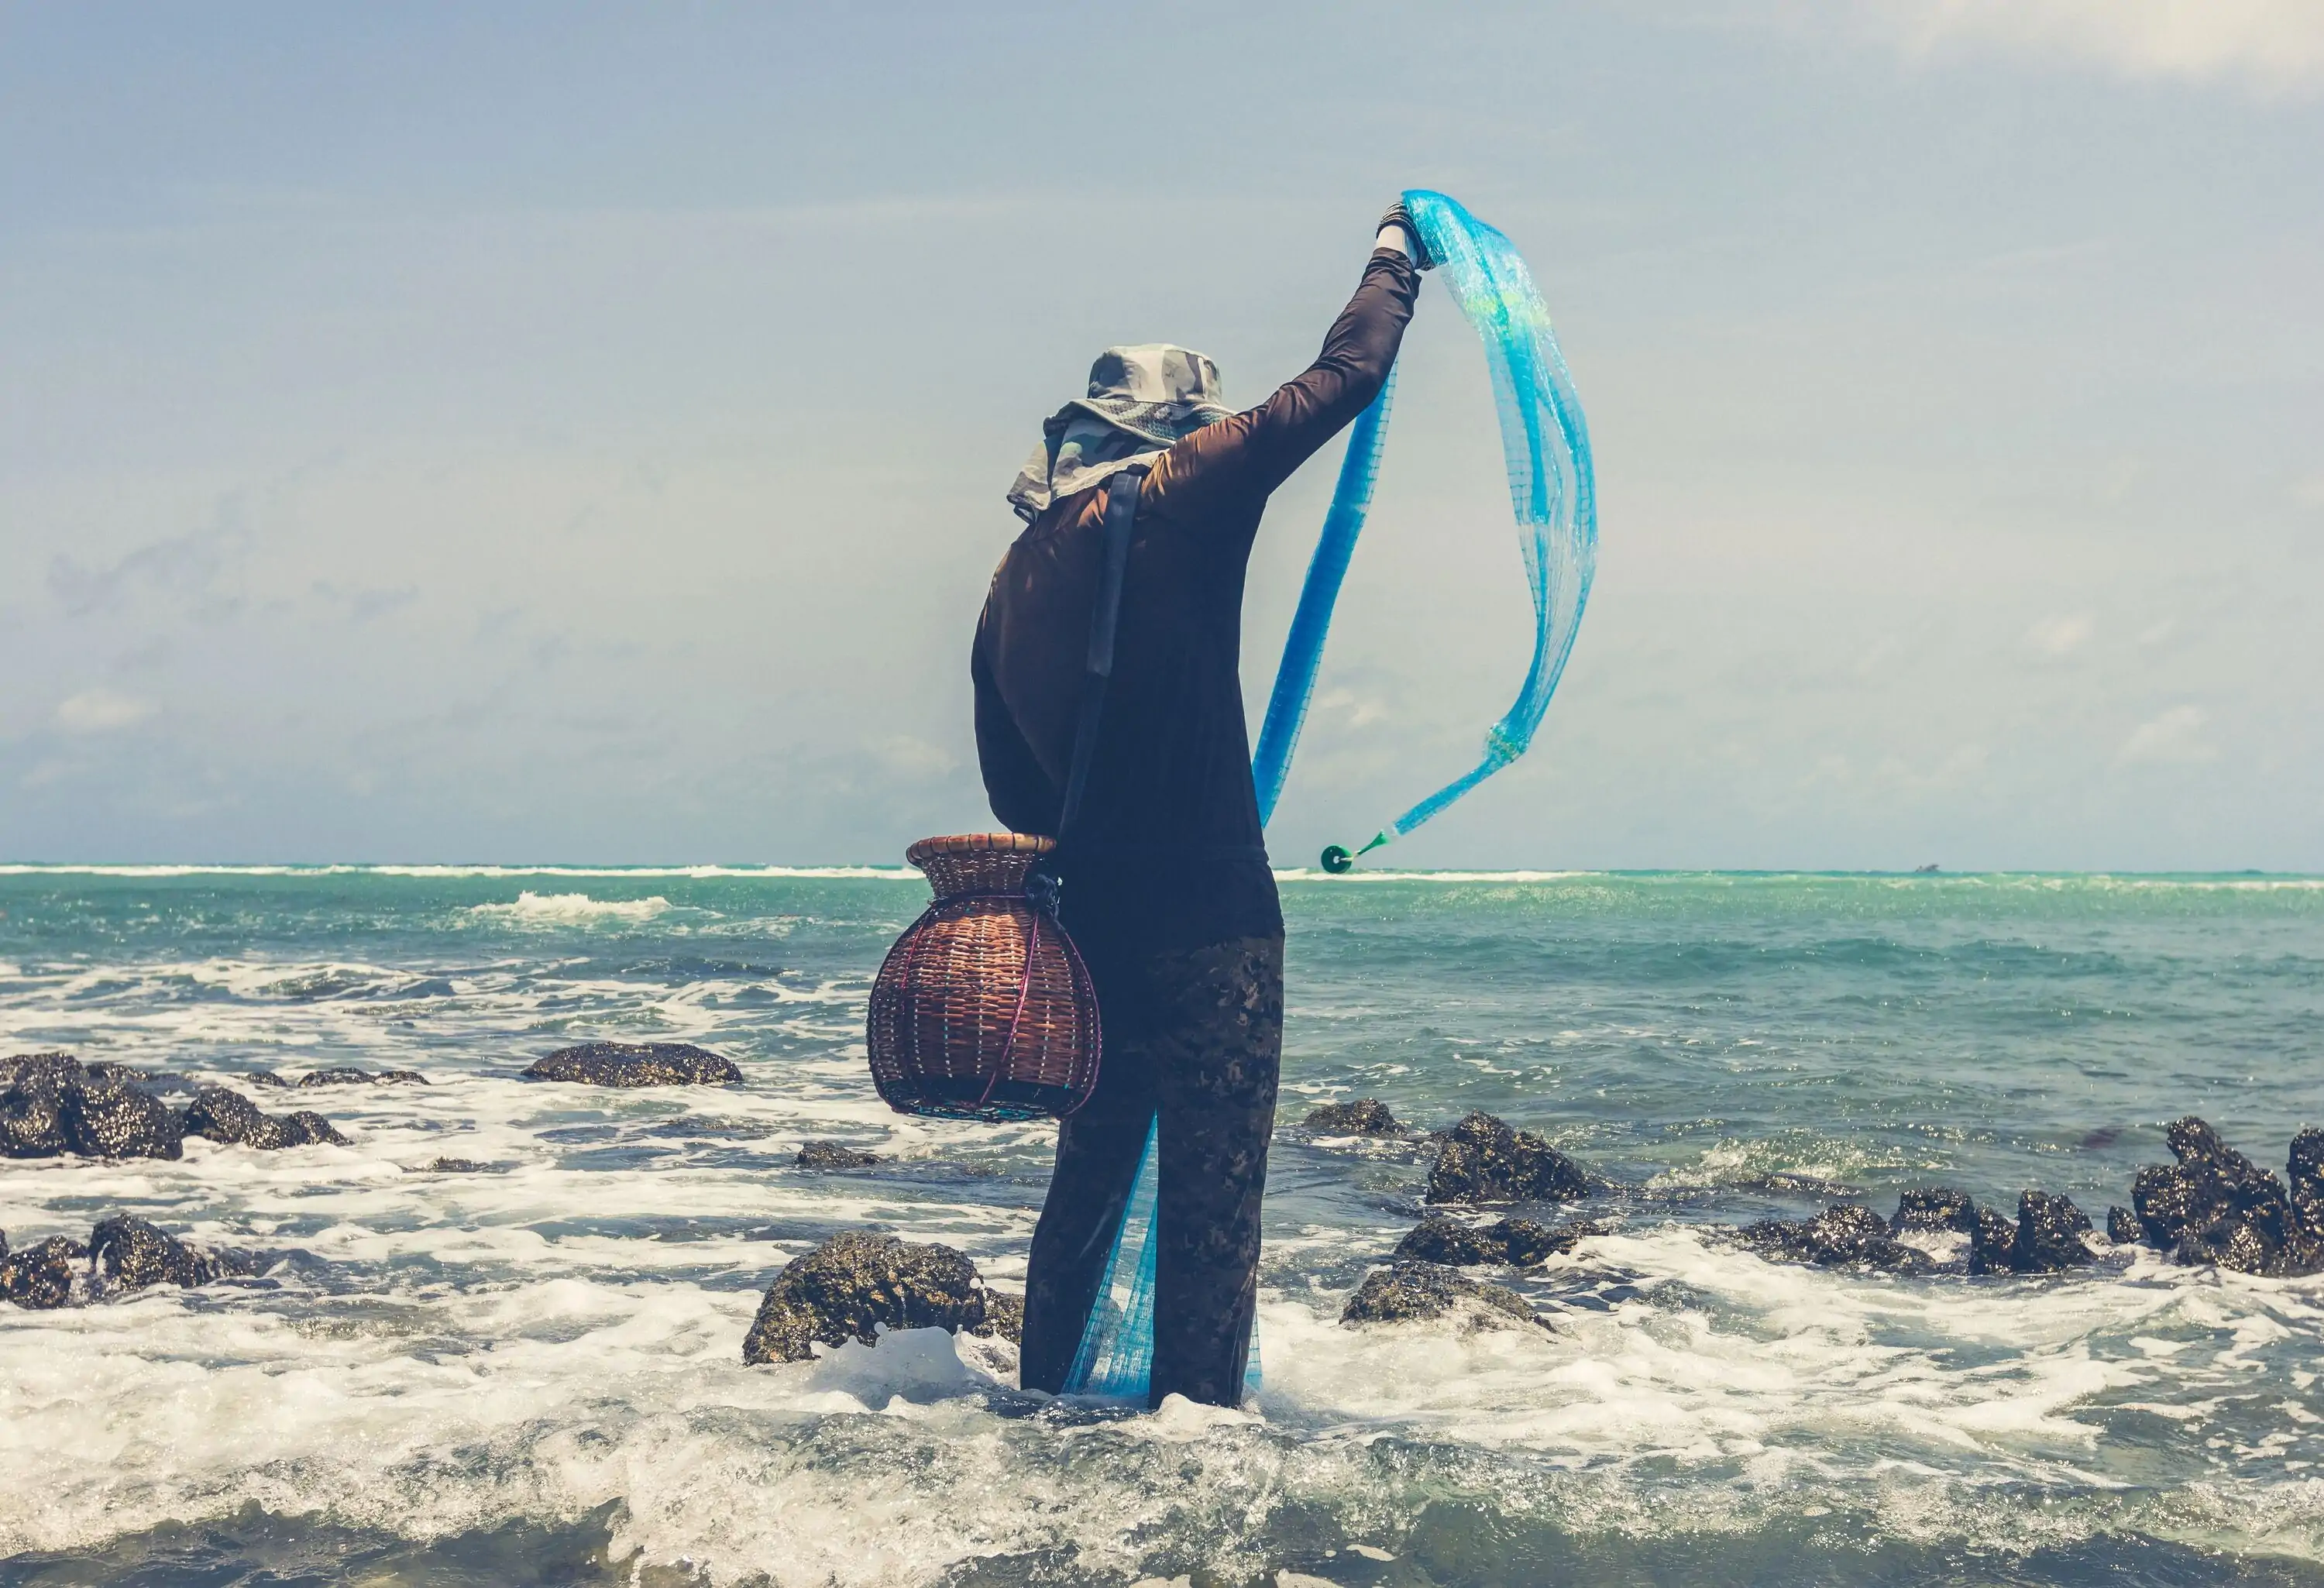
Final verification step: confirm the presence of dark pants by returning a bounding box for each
[1018,933,1284,1408]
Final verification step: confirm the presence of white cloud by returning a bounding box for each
[53,688,156,734]
[870,735,956,781]
[2025,613,2095,656]
[2116,704,2217,766]
[1845,0,2324,94]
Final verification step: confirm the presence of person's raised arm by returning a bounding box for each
[1148,203,1429,525]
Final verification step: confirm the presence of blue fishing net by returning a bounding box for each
[1061,1114,1261,1403]
[1251,187,1598,867]
[1064,191,1590,1406]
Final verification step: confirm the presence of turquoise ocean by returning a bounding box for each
[2,866,2321,1586]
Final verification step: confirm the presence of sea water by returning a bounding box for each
[0,867,2320,1586]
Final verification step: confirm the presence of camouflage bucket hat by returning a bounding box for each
[1006,344,1233,522]
[1067,344,1234,449]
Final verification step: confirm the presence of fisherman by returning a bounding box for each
[974,203,1429,1407]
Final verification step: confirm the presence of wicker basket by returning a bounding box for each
[866,834,1101,1122]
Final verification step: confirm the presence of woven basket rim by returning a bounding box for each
[904,832,1055,865]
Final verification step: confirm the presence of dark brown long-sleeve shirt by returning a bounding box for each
[973,247,1421,956]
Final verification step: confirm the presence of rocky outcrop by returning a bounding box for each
[2123,1117,2324,1276]
[64,1077,186,1160]
[742,1232,1018,1365]
[2,1054,184,1160]
[523,1042,742,1088]
[1968,1207,2020,1274]
[1394,1214,1600,1268]
[1303,1098,1402,1136]
[1425,1112,1592,1205]
[0,1236,88,1310]
[796,1141,884,1170]
[412,1157,491,1174]
[181,1087,349,1150]
[1,1058,70,1157]
[1741,1205,1936,1273]
[1340,1262,1545,1331]
[1738,1186,2097,1276]
[2009,1190,2097,1273]
[0,1217,258,1308]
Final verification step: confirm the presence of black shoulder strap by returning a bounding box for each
[1055,462,1148,839]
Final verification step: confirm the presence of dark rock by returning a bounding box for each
[742,1232,1010,1365]
[1968,1207,2019,1274]
[294,1067,428,1087]
[2107,1205,2142,1246]
[1425,1112,1591,1205]
[414,1157,490,1174]
[1395,1215,1504,1267]
[2289,1128,2324,1247]
[2009,1191,2096,1273]
[0,1052,84,1091]
[280,1111,350,1147]
[3,1057,185,1160]
[0,1067,70,1158]
[183,1087,290,1149]
[796,1140,884,1170]
[1892,1187,1979,1236]
[88,1215,247,1292]
[524,1041,742,1088]
[0,1236,88,1310]
[1303,1098,1401,1136]
[182,1088,349,1150]
[247,1070,295,1089]
[968,1289,1024,1343]
[1339,1262,1544,1330]
[1739,1205,1935,1273]
[61,1078,185,1160]
[1394,1215,1597,1267]
[2127,1116,2319,1277]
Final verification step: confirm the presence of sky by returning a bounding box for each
[2,0,2319,869]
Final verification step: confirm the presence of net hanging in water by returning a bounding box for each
[1250,187,1598,869]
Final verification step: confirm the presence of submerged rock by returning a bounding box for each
[294,1067,428,1088]
[1425,1112,1591,1205]
[413,1157,491,1174]
[0,1236,88,1310]
[1303,1098,1402,1136]
[88,1215,251,1293]
[1739,1205,1935,1274]
[523,1041,742,1088]
[1394,1214,1598,1268]
[181,1087,349,1150]
[1339,1261,1545,1331]
[796,1140,884,1170]
[2126,1117,2323,1276]
[82,1062,198,1096]
[742,1232,1012,1365]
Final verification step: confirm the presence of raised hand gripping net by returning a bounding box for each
[1250,187,1598,867]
